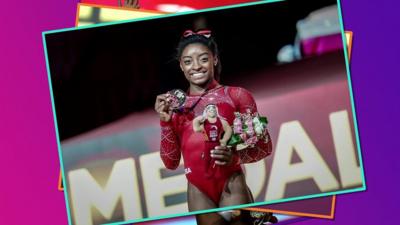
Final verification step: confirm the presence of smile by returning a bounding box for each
[191,72,206,78]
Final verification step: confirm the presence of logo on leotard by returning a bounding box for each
[209,125,218,141]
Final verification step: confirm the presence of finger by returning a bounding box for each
[158,101,166,108]
[162,103,171,112]
[210,153,229,160]
[214,145,227,151]
[160,112,171,120]
[211,149,231,155]
[155,102,166,112]
[155,95,170,110]
[155,99,165,109]
[160,112,169,117]
[214,160,228,165]
[156,94,168,102]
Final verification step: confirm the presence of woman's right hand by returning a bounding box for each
[155,94,172,122]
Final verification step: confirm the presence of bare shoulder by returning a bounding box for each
[220,117,229,126]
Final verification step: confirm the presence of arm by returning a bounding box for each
[192,116,206,133]
[211,119,233,166]
[228,87,273,164]
[236,131,272,164]
[220,119,233,147]
[155,94,181,170]
[160,120,182,170]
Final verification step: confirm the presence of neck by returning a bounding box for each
[189,79,219,95]
[207,116,217,123]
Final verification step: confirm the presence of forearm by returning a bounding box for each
[225,86,273,163]
[160,121,181,169]
[220,121,233,146]
[192,117,203,132]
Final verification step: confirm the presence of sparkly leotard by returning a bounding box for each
[160,83,272,205]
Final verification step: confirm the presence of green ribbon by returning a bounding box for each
[259,116,268,125]
[228,134,243,146]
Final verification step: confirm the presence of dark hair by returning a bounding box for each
[176,31,222,81]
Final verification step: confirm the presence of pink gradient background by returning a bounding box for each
[0,1,77,224]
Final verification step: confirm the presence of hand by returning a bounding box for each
[155,94,172,122]
[211,145,232,166]
[199,116,207,124]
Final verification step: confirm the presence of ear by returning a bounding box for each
[179,61,184,71]
[213,56,219,66]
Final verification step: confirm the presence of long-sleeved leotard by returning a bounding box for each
[160,85,272,204]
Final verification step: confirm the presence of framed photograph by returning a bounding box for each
[44,0,365,224]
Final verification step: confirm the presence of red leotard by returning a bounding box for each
[160,84,272,205]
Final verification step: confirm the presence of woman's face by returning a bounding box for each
[206,106,217,118]
[179,43,218,87]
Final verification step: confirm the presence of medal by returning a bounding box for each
[167,89,186,110]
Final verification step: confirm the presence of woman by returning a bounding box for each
[154,29,272,213]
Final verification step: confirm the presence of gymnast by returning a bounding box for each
[154,29,273,223]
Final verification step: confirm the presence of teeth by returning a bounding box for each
[192,73,204,78]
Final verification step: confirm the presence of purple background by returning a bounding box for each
[0,0,398,225]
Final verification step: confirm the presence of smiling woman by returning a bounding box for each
[180,43,217,88]
[154,30,273,224]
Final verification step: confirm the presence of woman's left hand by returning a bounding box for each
[211,145,232,166]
